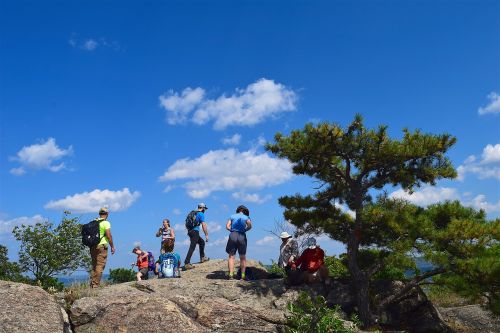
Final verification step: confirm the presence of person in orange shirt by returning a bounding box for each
[132,246,150,281]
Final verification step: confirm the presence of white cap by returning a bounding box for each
[280,231,292,239]
[198,203,208,209]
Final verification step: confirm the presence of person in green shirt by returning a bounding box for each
[90,207,115,288]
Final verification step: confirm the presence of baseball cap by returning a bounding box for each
[198,203,208,209]
[99,207,109,214]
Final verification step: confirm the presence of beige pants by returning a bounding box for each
[90,244,108,287]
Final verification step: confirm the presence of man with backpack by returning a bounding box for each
[88,207,115,288]
[183,203,210,270]
[225,205,252,280]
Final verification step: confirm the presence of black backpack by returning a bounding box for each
[185,210,200,230]
[81,219,102,247]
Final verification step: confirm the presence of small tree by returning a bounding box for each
[0,244,27,283]
[12,213,88,289]
[267,115,457,325]
[108,268,136,284]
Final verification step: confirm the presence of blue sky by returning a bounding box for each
[1,0,499,270]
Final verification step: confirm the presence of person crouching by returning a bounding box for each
[132,246,150,281]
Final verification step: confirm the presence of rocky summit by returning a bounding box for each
[2,259,495,333]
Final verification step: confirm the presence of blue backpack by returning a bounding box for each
[160,253,179,278]
[147,252,156,272]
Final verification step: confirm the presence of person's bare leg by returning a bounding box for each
[136,272,142,281]
[228,254,235,277]
[240,255,247,279]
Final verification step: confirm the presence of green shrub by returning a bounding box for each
[324,255,348,278]
[286,292,355,333]
[108,268,136,284]
[35,276,64,292]
[267,260,286,278]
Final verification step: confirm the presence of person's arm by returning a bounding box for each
[245,218,252,231]
[202,222,209,241]
[226,219,232,231]
[170,228,175,239]
[156,228,162,237]
[105,228,115,254]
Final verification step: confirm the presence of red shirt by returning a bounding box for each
[294,247,325,273]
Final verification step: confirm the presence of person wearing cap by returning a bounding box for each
[184,203,210,270]
[289,237,331,286]
[90,207,115,288]
[225,205,252,279]
[278,231,299,275]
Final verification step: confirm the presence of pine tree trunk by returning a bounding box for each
[347,210,373,327]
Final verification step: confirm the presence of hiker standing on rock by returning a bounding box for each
[89,207,115,288]
[225,205,252,280]
[156,218,175,250]
[183,203,210,270]
[278,231,298,276]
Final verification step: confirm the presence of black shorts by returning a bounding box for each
[226,231,247,256]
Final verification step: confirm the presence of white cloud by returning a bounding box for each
[44,188,140,213]
[159,87,205,125]
[173,223,186,232]
[256,236,276,246]
[206,222,222,233]
[222,134,242,146]
[173,208,182,215]
[468,195,500,213]
[158,148,293,198]
[9,138,73,175]
[180,239,191,246]
[457,144,500,181]
[163,185,175,193]
[68,35,120,51]
[0,215,46,235]
[334,202,356,218]
[478,92,500,115]
[208,236,229,247]
[232,192,272,204]
[389,186,459,206]
[159,78,297,130]
[82,39,98,51]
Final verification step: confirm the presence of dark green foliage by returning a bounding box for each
[0,244,29,283]
[35,276,64,291]
[12,212,89,290]
[286,292,356,333]
[108,268,136,284]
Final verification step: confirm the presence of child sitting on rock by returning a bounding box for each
[156,239,181,278]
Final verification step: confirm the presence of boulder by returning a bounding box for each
[69,260,289,333]
[439,304,500,333]
[373,280,452,333]
[0,280,71,333]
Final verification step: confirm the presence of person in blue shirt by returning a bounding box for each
[225,205,252,279]
[156,239,181,278]
[184,203,210,270]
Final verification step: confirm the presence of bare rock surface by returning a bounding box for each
[0,280,71,333]
[70,259,289,333]
[439,304,500,333]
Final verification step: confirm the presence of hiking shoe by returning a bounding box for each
[183,263,195,271]
[200,257,210,263]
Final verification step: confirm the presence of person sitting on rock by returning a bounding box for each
[289,237,331,287]
[131,246,150,281]
[156,238,181,278]
[278,231,299,275]
[225,205,252,280]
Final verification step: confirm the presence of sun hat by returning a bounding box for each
[280,231,292,239]
[198,203,208,209]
